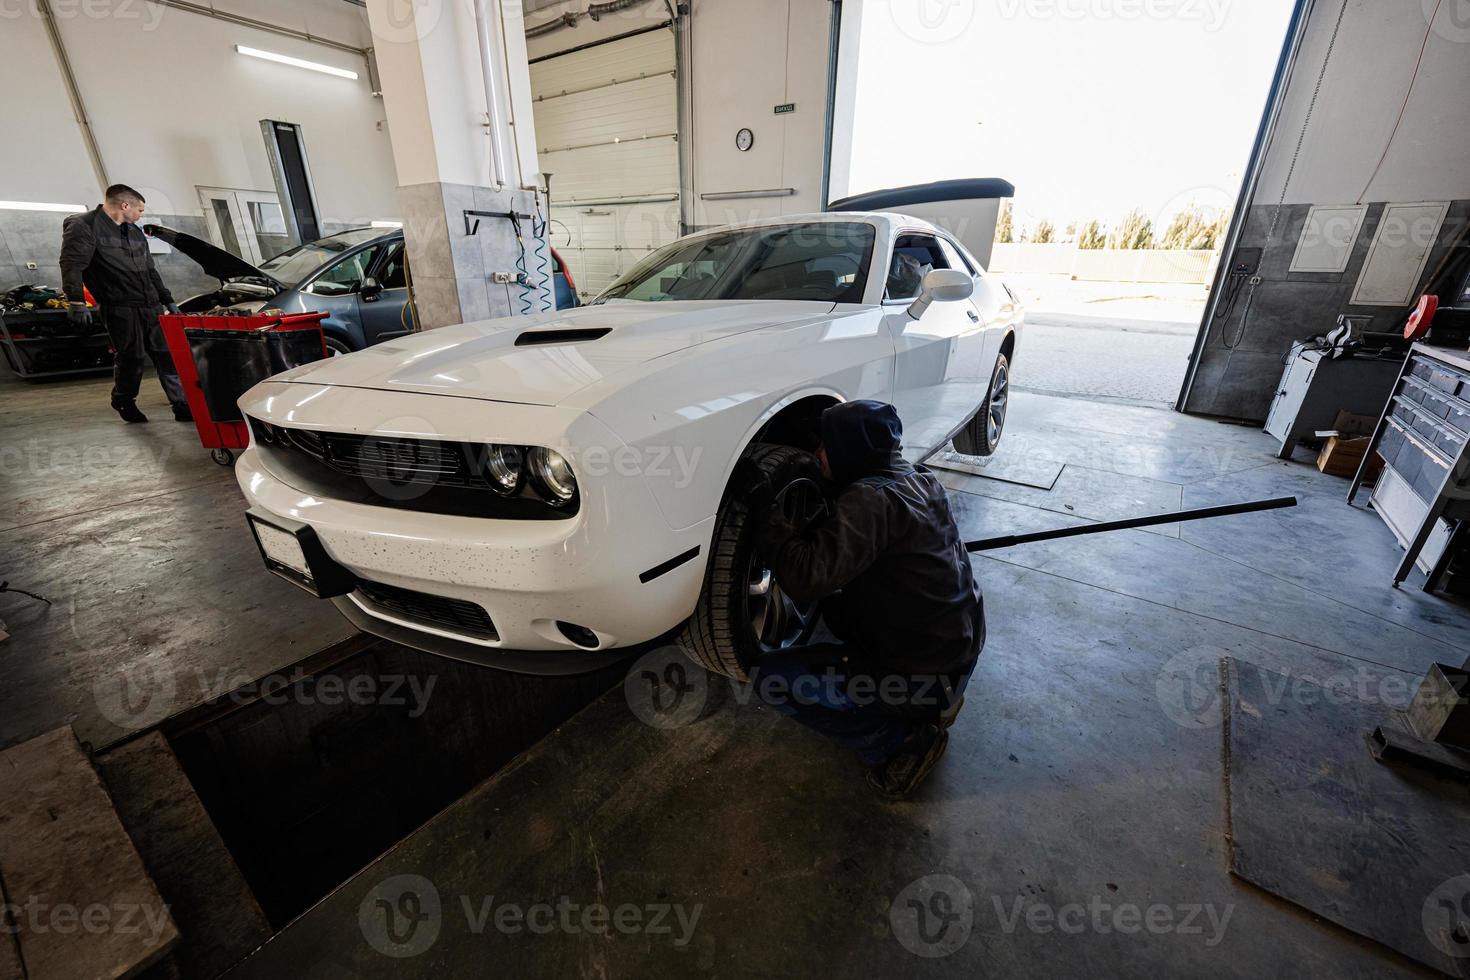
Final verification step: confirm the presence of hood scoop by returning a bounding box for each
[514,327,613,347]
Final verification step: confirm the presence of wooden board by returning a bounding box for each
[1224,658,1470,977]
[0,728,179,980]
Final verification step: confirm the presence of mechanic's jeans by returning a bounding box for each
[750,643,973,767]
[104,305,185,408]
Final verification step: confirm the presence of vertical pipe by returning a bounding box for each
[37,0,108,194]
[473,0,509,190]
[820,0,841,209]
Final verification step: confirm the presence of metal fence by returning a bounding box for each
[990,244,1219,284]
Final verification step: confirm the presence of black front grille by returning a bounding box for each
[250,418,577,520]
[355,580,499,641]
[272,425,495,490]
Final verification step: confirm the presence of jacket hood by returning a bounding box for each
[143,224,283,290]
[821,400,904,486]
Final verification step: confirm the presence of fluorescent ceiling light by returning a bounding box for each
[0,200,85,213]
[370,220,402,228]
[235,45,358,80]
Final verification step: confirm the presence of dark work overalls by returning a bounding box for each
[60,206,186,411]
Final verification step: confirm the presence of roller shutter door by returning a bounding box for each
[530,29,681,302]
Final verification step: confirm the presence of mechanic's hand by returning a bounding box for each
[732,458,773,509]
[164,302,182,315]
[745,474,776,516]
[66,302,92,328]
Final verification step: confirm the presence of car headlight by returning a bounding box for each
[484,444,523,496]
[529,447,577,506]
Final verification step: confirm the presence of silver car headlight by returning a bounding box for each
[528,447,578,506]
[484,444,524,496]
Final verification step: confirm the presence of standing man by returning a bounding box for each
[60,184,190,423]
[749,401,985,799]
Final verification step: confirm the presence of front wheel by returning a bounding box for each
[679,444,826,680]
[324,336,353,357]
[953,353,1009,457]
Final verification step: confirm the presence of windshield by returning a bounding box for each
[257,228,386,285]
[593,222,876,304]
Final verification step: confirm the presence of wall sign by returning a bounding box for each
[774,103,796,114]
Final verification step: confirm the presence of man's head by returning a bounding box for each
[818,400,903,486]
[103,184,147,225]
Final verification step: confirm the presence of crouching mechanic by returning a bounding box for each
[60,184,189,423]
[749,400,984,799]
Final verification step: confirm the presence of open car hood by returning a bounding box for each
[144,225,284,291]
[269,300,837,407]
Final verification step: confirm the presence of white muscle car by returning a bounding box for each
[238,210,1022,678]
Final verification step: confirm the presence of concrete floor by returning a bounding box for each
[0,370,355,752]
[219,391,1467,978]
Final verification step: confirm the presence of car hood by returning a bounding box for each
[271,300,837,406]
[144,225,285,290]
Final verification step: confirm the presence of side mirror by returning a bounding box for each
[360,276,382,302]
[907,269,974,321]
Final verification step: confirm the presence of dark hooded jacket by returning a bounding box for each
[756,400,984,676]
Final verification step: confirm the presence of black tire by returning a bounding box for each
[679,444,824,680]
[324,336,353,357]
[953,352,1010,458]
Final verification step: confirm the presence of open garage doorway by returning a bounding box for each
[842,0,1299,409]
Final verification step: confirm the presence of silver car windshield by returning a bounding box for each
[592,222,876,304]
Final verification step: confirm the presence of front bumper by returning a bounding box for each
[235,382,713,670]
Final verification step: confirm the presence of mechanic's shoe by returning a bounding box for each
[112,399,148,423]
[939,696,965,731]
[172,403,193,422]
[865,725,949,800]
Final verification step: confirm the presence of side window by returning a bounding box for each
[378,245,407,289]
[306,245,382,296]
[885,234,949,301]
[938,238,975,276]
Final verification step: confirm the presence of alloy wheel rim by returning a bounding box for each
[987,364,1009,446]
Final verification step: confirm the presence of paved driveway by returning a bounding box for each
[1014,314,1200,408]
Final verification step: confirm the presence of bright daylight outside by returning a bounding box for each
[847,0,1298,407]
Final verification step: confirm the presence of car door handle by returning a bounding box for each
[967,310,980,323]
